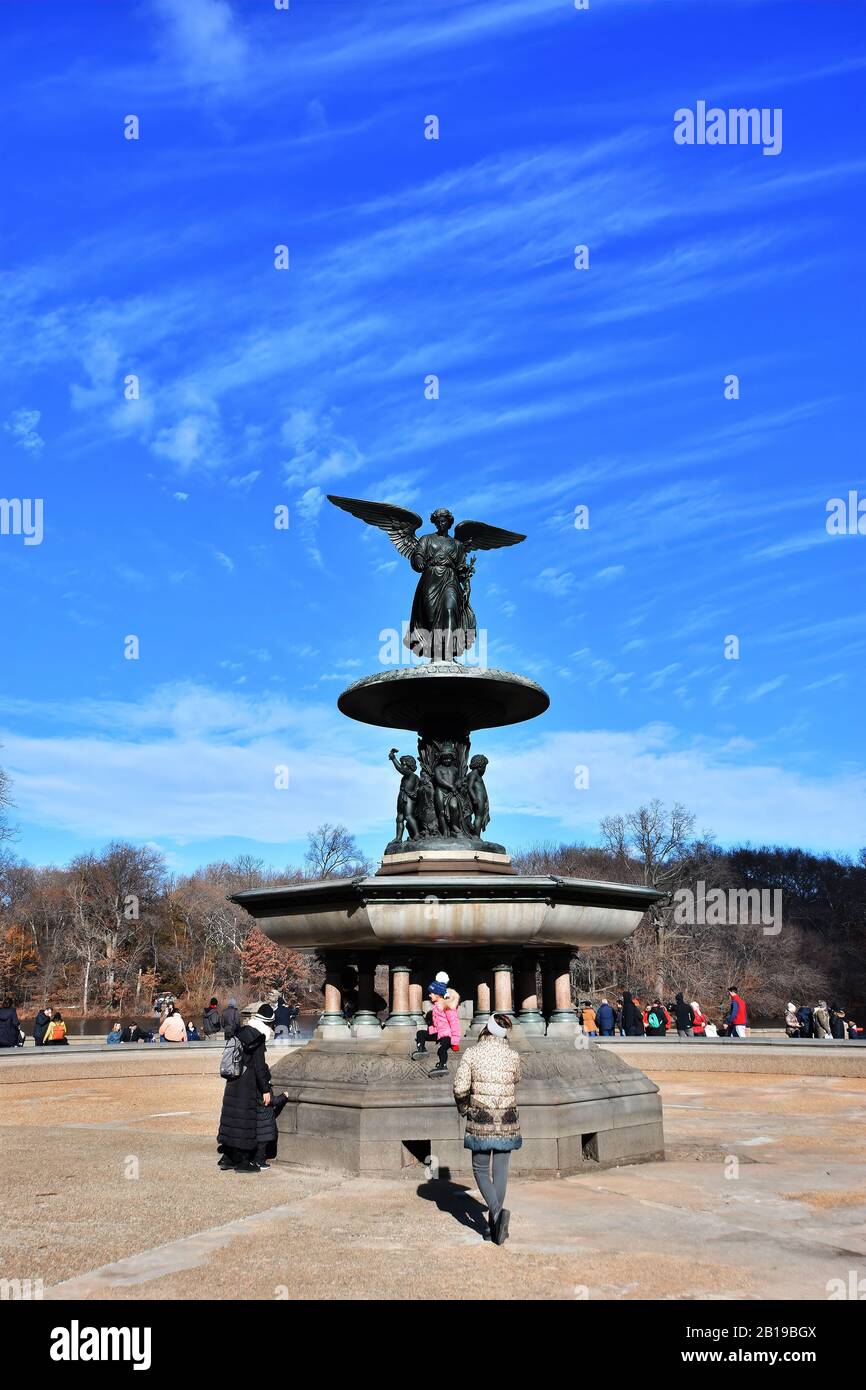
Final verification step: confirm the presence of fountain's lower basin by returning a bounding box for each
[231,874,664,950]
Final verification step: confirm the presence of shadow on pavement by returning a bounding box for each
[416,1178,490,1239]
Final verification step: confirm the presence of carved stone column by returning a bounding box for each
[408,963,426,1027]
[384,959,414,1028]
[541,951,557,1020]
[546,948,579,1037]
[470,959,493,1032]
[351,952,382,1038]
[315,952,350,1037]
[491,959,515,1018]
[515,953,546,1034]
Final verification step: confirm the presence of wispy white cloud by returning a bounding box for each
[3,407,44,452]
[3,691,863,854]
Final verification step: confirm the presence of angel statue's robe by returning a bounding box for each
[406,532,477,658]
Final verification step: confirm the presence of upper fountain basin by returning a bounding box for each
[337,662,550,732]
[231,874,666,951]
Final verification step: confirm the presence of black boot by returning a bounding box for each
[428,1062,448,1077]
[494,1208,511,1245]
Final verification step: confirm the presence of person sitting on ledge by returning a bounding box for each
[412,973,460,1076]
[43,1010,68,1045]
[158,1003,187,1044]
[106,1021,122,1044]
[33,1005,53,1047]
[0,998,22,1049]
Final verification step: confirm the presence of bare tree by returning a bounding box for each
[304,824,369,879]
[0,758,17,844]
[600,800,715,998]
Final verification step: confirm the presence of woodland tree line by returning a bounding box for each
[0,773,863,1022]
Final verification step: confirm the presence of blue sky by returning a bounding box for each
[1,0,864,874]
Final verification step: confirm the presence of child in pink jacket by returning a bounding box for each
[412,977,462,1076]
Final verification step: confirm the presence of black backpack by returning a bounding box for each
[220,1036,244,1080]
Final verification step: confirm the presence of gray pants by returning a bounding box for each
[471,1149,510,1221]
[677,1027,693,1037]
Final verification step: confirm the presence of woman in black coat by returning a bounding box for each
[621,991,644,1037]
[0,999,21,1048]
[217,1025,272,1173]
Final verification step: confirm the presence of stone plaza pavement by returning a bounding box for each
[1,1063,864,1301]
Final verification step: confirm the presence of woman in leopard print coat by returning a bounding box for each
[453,1013,521,1244]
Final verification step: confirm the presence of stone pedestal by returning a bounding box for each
[269,1032,664,1178]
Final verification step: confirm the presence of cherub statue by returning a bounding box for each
[388,748,421,841]
[328,495,525,660]
[429,740,464,836]
[463,754,490,837]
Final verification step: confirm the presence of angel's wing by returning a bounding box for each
[327,495,423,558]
[453,519,526,552]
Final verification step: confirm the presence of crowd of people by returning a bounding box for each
[0,991,302,1047]
[577,987,863,1039]
[2,985,862,1048]
[784,999,862,1039]
[104,994,299,1045]
[577,986,747,1037]
[0,999,70,1046]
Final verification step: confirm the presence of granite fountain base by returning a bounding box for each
[269,1029,664,1178]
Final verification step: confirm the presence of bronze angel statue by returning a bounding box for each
[328,495,525,660]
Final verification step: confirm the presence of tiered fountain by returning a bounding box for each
[232,495,665,1177]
